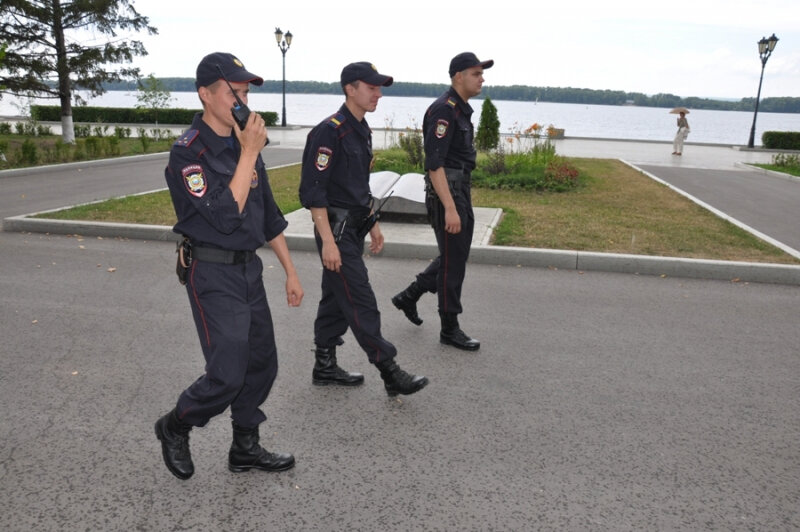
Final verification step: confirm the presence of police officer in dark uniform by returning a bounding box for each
[299,62,428,396]
[154,52,304,480]
[392,52,493,351]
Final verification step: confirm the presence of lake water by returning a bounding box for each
[3,90,799,146]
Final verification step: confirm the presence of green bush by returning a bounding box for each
[372,147,422,174]
[30,105,279,127]
[762,131,800,150]
[398,129,423,169]
[19,139,38,164]
[473,138,578,192]
[476,97,500,151]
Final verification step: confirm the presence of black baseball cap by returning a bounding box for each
[195,52,264,89]
[448,52,494,77]
[340,62,394,87]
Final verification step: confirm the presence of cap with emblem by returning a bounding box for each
[340,62,393,87]
[195,52,264,89]
[448,52,494,77]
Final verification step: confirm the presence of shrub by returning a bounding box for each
[84,137,101,158]
[372,147,421,174]
[397,129,423,169]
[104,136,121,156]
[138,128,151,152]
[19,139,38,164]
[543,157,580,191]
[475,97,500,151]
[771,152,800,168]
[762,131,800,150]
[0,122,11,134]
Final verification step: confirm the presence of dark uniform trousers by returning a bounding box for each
[176,255,278,428]
[313,226,397,364]
[416,175,475,315]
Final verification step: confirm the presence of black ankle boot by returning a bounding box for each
[375,358,429,397]
[440,312,480,351]
[312,346,365,386]
[228,422,295,473]
[391,281,425,325]
[154,408,194,480]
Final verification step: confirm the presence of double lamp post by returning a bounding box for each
[747,33,779,149]
[274,27,293,128]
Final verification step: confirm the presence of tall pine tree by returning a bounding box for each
[0,1,156,143]
[475,97,500,151]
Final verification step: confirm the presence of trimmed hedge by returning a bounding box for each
[762,131,800,150]
[30,105,279,127]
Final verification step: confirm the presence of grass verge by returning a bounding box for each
[35,158,800,265]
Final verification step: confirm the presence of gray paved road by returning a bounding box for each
[1,231,798,531]
[638,164,800,253]
[0,146,302,218]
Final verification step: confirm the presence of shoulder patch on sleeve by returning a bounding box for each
[182,164,206,197]
[327,113,346,129]
[315,147,333,171]
[174,129,199,148]
[435,119,450,139]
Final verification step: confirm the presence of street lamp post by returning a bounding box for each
[274,27,293,128]
[747,33,779,148]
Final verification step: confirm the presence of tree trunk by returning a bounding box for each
[52,0,75,144]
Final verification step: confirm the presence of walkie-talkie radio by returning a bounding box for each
[216,65,253,131]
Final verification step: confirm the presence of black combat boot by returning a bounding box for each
[228,422,295,473]
[375,358,429,397]
[391,281,425,325]
[440,312,481,351]
[312,345,365,386]
[154,408,194,480]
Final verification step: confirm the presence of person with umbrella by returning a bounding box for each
[671,107,690,155]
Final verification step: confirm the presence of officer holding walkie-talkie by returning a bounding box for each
[299,62,429,397]
[155,52,304,480]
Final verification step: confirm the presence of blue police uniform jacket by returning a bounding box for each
[165,113,287,250]
[299,104,374,210]
[423,87,476,173]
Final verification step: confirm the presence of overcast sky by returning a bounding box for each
[124,0,799,100]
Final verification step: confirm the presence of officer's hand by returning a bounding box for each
[285,273,304,307]
[321,241,342,272]
[368,224,384,254]
[234,112,267,154]
[444,207,461,234]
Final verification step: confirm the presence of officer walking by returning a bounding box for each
[155,52,304,480]
[392,52,493,351]
[299,62,428,396]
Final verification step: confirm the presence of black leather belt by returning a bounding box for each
[191,246,255,265]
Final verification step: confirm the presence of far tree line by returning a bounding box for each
[104,78,800,114]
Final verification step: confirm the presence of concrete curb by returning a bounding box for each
[5,214,800,286]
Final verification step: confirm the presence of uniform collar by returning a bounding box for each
[193,112,238,156]
[447,86,473,116]
[339,103,372,139]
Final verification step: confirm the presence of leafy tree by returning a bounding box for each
[0,1,156,143]
[136,73,173,123]
[475,97,500,151]
[0,43,6,94]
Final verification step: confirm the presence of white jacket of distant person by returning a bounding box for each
[672,113,690,154]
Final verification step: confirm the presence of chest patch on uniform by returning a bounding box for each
[250,168,259,189]
[435,119,449,139]
[315,147,333,171]
[182,164,206,197]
